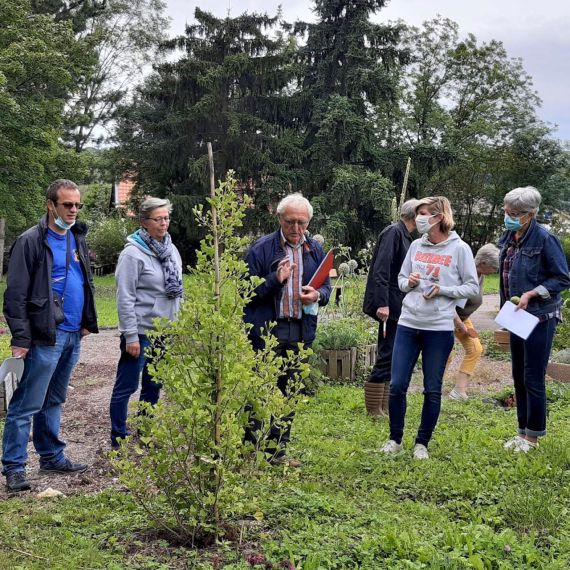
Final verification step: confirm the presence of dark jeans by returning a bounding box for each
[389,325,454,447]
[510,318,557,437]
[369,318,398,384]
[2,330,81,474]
[245,319,307,458]
[109,334,162,446]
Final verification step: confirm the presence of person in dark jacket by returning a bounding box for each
[244,193,331,466]
[362,199,418,417]
[499,186,570,453]
[2,179,98,492]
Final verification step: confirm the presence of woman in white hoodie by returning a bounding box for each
[109,197,183,449]
[380,196,478,460]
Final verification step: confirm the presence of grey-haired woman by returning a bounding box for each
[499,186,570,453]
[109,197,183,448]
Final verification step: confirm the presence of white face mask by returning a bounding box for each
[415,213,438,234]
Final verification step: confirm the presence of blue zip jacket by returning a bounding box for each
[244,230,332,349]
[498,218,570,317]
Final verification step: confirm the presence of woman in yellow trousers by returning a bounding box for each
[449,244,500,400]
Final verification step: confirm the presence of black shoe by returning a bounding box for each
[6,471,32,492]
[39,458,88,474]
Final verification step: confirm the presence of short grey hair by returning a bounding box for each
[504,186,541,214]
[474,243,500,272]
[140,197,172,220]
[400,198,420,221]
[276,193,313,220]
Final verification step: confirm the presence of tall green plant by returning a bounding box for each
[112,171,308,544]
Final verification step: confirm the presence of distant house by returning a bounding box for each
[110,178,135,211]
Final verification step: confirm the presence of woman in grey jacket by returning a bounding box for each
[380,196,478,460]
[109,197,183,448]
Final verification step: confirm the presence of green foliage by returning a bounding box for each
[479,331,511,362]
[87,215,137,267]
[115,8,302,259]
[63,0,169,151]
[0,0,89,236]
[314,317,376,351]
[4,383,570,566]
[112,173,308,543]
[561,236,570,267]
[553,290,570,352]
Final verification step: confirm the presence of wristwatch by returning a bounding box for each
[315,291,321,303]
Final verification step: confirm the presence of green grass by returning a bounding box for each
[2,383,570,568]
[0,275,196,330]
[483,273,499,294]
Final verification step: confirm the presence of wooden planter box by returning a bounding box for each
[0,371,19,417]
[362,344,378,369]
[494,328,510,352]
[546,362,570,382]
[319,348,357,380]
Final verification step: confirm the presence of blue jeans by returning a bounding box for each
[109,334,162,446]
[389,325,454,447]
[2,330,81,474]
[510,318,557,437]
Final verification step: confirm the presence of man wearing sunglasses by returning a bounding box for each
[2,179,98,492]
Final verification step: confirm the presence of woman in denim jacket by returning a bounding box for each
[499,186,570,453]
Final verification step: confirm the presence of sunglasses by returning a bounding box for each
[55,201,84,210]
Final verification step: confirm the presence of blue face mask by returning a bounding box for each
[504,214,523,231]
[52,211,75,231]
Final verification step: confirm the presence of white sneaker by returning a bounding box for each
[449,388,468,401]
[503,435,524,449]
[380,440,403,455]
[514,438,539,454]
[413,444,429,460]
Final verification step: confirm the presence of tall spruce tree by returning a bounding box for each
[293,0,408,249]
[115,8,303,260]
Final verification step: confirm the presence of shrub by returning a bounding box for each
[112,172,308,544]
[88,216,137,268]
[313,318,376,351]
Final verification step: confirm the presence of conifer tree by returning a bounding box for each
[293,0,407,249]
[115,8,302,257]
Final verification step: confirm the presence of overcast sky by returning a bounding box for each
[165,0,570,142]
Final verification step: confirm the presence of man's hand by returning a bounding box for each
[301,285,319,305]
[125,342,141,358]
[376,306,389,322]
[408,272,421,288]
[11,346,29,359]
[276,258,296,283]
[515,291,537,311]
[80,328,91,339]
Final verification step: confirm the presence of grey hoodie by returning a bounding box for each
[115,239,183,343]
[397,231,478,331]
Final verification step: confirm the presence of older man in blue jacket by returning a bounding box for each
[244,193,331,465]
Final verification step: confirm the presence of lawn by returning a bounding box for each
[1,383,570,568]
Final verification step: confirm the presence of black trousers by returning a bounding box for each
[245,319,308,457]
[368,318,398,384]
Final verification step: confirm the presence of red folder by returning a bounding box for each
[308,250,334,289]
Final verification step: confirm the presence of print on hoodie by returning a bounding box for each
[397,231,479,332]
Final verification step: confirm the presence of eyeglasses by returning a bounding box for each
[146,216,170,224]
[282,218,309,228]
[56,201,84,210]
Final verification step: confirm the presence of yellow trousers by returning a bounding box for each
[451,317,483,376]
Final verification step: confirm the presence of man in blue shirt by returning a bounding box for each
[2,179,98,492]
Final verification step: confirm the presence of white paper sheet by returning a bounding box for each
[494,301,539,340]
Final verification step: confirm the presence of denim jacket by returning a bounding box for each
[498,218,570,317]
